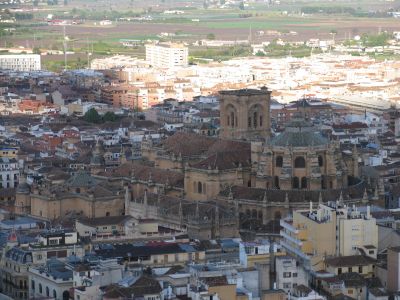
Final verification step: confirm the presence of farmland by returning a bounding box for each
[1,0,400,71]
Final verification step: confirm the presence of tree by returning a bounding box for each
[103,112,117,122]
[83,108,102,123]
[33,47,41,54]
[206,33,216,40]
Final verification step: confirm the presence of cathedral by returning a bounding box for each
[14,87,366,238]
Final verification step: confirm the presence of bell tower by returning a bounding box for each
[219,87,271,141]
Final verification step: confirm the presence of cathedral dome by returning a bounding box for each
[270,117,329,147]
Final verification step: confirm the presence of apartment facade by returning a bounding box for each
[280,202,378,271]
[0,54,41,71]
[0,157,20,189]
[146,43,188,68]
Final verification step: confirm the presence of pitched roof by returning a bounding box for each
[98,161,184,187]
[325,255,375,267]
[163,132,216,157]
[190,150,250,170]
[66,171,98,188]
[103,276,161,298]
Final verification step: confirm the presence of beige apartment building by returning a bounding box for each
[280,202,378,271]
[145,43,188,68]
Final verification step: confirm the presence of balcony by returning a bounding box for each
[280,240,310,261]
[280,230,302,247]
[280,219,298,234]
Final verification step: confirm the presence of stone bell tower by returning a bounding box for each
[219,87,271,141]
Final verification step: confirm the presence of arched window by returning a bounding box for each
[53,290,57,299]
[253,112,258,128]
[248,116,252,128]
[301,177,307,189]
[63,291,70,300]
[197,182,202,194]
[39,284,42,294]
[46,286,49,297]
[274,176,280,189]
[227,115,230,126]
[318,155,323,167]
[294,157,306,168]
[31,280,35,290]
[292,177,299,189]
[230,112,235,127]
[276,156,283,168]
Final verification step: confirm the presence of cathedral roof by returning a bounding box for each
[191,150,251,170]
[66,171,98,188]
[219,88,270,97]
[270,118,329,147]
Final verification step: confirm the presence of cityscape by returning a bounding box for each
[1,0,400,300]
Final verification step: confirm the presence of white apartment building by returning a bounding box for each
[145,43,188,68]
[0,157,19,188]
[0,54,41,71]
[275,256,307,293]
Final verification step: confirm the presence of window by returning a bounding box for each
[318,155,323,167]
[53,290,57,299]
[276,156,283,168]
[197,182,202,194]
[283,283,291,289]
[39,284,42,294]
[248,117,252,128]
[359,266,363,273]
[230,112,235,127]
[292,177,299,189]
[274,176,280,189]
[283,272,291,278]
[46,286,49,297]
[294,157,306,168]
[338,268,342,275]
[49,239,59,245]
[292,273,298,277]
[253,112,258,128]
[301,177,307,189]
[348,267,352,273]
